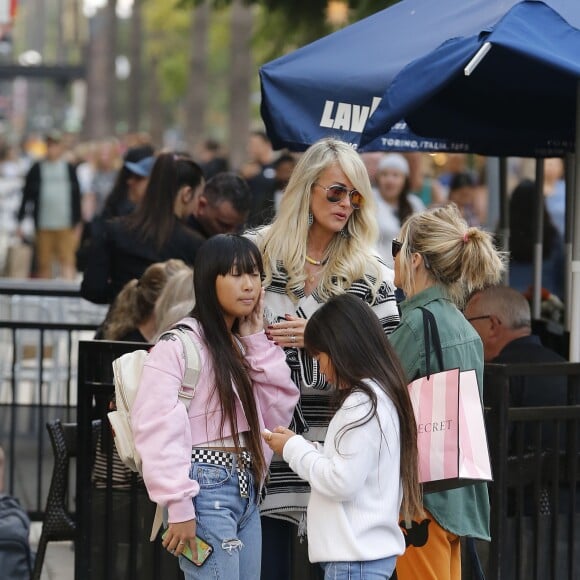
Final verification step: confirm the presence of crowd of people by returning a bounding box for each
[0,130,573,580]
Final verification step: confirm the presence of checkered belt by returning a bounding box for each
[191,448,253,498]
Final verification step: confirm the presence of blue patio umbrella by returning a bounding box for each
[361,0,580,157]
[259,0,528,153]
[357,0,580,360]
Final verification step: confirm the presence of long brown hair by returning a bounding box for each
[191,235,267,482]
[304,293,423,522]
[125,153,204,250]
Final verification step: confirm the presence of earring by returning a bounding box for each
[308,211,313,227]
[340,227,349,238]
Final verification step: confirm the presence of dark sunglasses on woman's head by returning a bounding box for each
[314,182,363,210]
[393,238,432,270]
[392,239,403,258]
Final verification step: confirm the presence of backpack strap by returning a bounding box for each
[159,325,201,411]
[150,325,201,542]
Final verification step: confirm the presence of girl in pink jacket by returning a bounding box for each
[132,234,298,580]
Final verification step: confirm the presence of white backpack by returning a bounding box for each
[108,325,201,474]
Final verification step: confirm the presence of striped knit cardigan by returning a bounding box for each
[259,257,400,528]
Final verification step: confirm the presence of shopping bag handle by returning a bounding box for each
[419,307,444,379]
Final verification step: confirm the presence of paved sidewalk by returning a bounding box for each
[30,523,74,580]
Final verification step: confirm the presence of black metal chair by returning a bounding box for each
[32,419,98,580]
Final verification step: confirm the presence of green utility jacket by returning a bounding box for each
[389,286,490,540]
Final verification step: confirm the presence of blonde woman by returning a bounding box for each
[389,204,505,580]
[247,137,400,580]
[101,259,189,342]
[153,266,195,340]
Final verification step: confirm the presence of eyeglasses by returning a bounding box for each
[392,239,403,258]
[314,183,363,210]
[466,315,492,323]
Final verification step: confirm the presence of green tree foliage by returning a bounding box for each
[144,0,398,140]
[183,0,398,62]
[143,1,191,103]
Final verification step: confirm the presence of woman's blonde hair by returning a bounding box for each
[154,266,195,338]
[102,259,189,340]
[397,204,506,307]
[257,138,382,302]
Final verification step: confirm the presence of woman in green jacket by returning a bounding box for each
[389,204,505,580]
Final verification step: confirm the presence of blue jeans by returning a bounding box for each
[320,557,397,580]
[179,457,261,580]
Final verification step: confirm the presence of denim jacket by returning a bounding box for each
[389,286,490,540]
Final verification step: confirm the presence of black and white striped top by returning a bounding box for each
[260,259,400,524]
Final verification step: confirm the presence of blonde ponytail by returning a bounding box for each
[399,204,506,307]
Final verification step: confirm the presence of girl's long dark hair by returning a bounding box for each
[191,234,266,481]
[304,293,422,522]
[125,153,204,250]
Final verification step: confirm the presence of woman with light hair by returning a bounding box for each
[247,137,400,580]
[153,266,195,340]
[101,258,190,342]
[389,203,506,580]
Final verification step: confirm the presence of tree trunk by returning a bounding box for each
[228,0,253,172]
[83,1,116,138]
[148,58,164,147]
[127,0,143,133]
[104,0,117,134]
[83,11,108,138]
[184,0,209,154]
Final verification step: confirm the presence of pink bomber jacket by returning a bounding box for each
[132,317,298,524]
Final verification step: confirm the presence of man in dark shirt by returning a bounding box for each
[187,172,251,239]
[465,285,569,517]
[464,285,567,408]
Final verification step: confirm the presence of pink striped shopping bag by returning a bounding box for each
[408,367,492,493]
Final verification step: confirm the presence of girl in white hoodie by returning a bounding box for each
[263,293,422,580]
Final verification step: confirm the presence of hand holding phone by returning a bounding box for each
[162,529,213,567]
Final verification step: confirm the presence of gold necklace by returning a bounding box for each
[305,254,328,266]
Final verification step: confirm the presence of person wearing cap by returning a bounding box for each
[81,152,205,304]
[76,146,155,273]
[102,145,156,220]
[17,131,82,279]
[374,153,425,267]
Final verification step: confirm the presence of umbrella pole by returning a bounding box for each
[533,160,544,319]
[569,81,580,362]
[564,153,575,332]
[499,157,509,286]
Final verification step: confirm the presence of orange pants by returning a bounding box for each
[36,228,78,279]
[396,510,461,580]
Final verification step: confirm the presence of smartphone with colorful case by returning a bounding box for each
[162,529,214,567]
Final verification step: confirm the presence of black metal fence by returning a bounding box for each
[484,362,580,580]
[2,283,577,580]
[76,339,181,580]
[0,281,106,519]
[0,320,99,518]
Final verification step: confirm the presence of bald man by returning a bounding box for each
[464,285,567,449]
[464,285,565,365]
